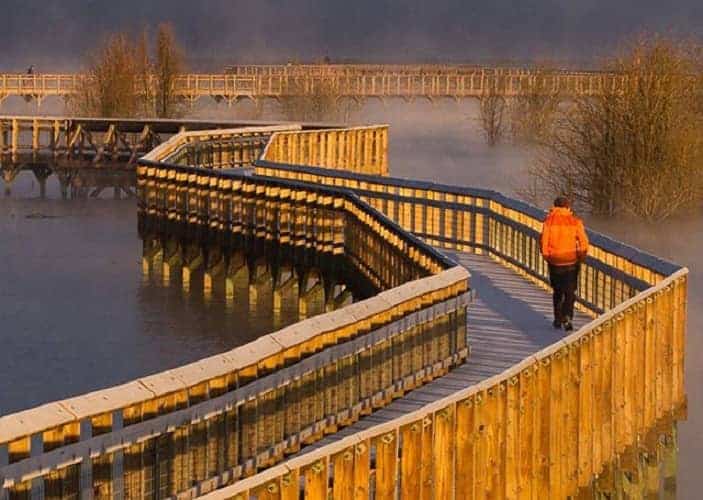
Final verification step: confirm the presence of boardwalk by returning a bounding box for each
[293,251,590,454]
[0,66,613,107]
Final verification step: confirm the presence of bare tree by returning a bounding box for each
[532,37,703,219]
[135,29,155,117]
[72,34,141,117]
[71,25,186,119]
[478,89,506,146]
[154,23,185,118]
[279,75,358,122]
[510,64,563,144]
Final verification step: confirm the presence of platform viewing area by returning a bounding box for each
[0,118,688,500]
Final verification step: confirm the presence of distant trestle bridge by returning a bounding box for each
[0,65,621,108]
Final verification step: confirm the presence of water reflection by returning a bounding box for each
[578,417,681,499]
[138,213,378,345]
[0,158,374,415]
[1,156,135,199]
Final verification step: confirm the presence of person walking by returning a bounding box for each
[540,196,589,331]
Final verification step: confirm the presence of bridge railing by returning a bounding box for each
[1,69,623,101]
[193,148,689,500]
[255,160,679,315]
[260,126,389,176]
[202,264,687,500]
[0,131,469,500]
[143,125,300,170]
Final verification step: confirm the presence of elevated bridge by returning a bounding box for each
[0,122,688,500]
[0,65,617,108]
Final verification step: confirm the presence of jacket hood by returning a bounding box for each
[548,207,573,216]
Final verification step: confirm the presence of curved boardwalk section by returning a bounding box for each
[0,121,688,500]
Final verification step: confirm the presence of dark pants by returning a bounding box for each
[548,264,579,323]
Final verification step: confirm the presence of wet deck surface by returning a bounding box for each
[296,251,592,452]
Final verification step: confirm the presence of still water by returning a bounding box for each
[0,163,371,415]
[2,99,701,496]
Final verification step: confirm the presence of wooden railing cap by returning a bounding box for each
[137,370,188,398]
[0,403,74,444]
[169,353,240,388]
[59,381,154,420]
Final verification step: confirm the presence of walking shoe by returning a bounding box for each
[552,319,562,329]
[563,320,574,332]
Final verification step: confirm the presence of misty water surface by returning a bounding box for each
[1,98,700,495]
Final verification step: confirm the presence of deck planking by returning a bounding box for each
[294,251,592,453]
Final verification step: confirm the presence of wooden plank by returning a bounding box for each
[655,292,666,420]
[549,351,563,499]
[495,383,507,499]
[353,439,371,500]
[374,431,398,500]
[455,397,476,500]
[565,345,579,497]
[420,414,435,500]
[505,376,520,499]
[433,404,456,500]
[577,336,593,488]
[535,360,550,499]
[474,391,489,500]
[280,469,300,500]
[673,277,687,407]
[253,477,283,500]
[400,421,423,499]
[303,457,328,499]
[613,314,627,454]
[662,287,674,415]
[516,368,534,500]
[633,303,647,436]
[591,326,604,476]
[332,448,355,500]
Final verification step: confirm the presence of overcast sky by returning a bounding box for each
[2,0,702,71]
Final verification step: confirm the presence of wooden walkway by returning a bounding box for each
[295,251,591,453]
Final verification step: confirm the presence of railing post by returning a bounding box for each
[80,419,94,500]
[32,119,40,154]
[11,118,19,156]
[111,411,124,500]
[30,433,44,500]
[380,128,389,176]
[0,120,6,153]
[0,443,9,500]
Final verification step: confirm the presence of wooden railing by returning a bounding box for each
[142,125,300,170]
[0,67,622,104]
[0,125,687,500]
[189,154,688,500]
[255,160,679,315]
[0,116,331,158]
[0,130,469,500]
[204,267,686,499]
[260,126,389,176]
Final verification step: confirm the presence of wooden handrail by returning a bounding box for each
[202,266,688,499]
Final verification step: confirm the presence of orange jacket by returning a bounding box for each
[540,207,589,266]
